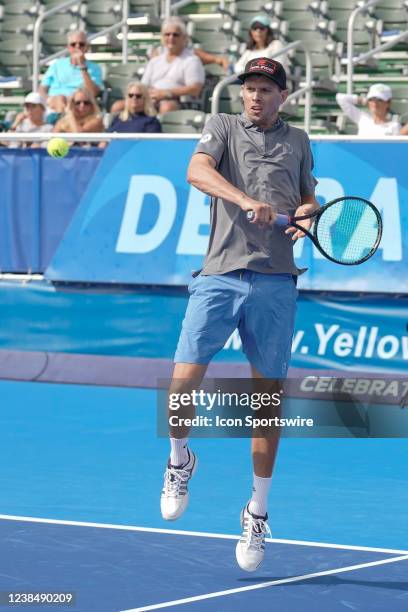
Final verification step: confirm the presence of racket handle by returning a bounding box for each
[246,211,290,226]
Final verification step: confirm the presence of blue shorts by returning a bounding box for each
[174,270,298,378]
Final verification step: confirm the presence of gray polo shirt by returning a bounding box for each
[194,113,317,276]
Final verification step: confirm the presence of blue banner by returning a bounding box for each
[223,294,408,374]
[1,280,407,374]
[45,139,407,292]
[0,148,102,273]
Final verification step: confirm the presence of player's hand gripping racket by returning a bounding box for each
[247,196,382,265]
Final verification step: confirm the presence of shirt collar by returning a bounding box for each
[240,112,284,132]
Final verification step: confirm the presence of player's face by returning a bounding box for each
[242,76,288,128]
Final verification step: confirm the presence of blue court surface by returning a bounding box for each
[0,380,407,611]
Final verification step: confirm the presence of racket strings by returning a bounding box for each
[315,198,381,264]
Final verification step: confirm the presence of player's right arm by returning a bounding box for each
[188,153,275,225]
[187,116,276,225]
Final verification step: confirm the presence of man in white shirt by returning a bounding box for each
[336,83,401,136]
[141,17,205,114]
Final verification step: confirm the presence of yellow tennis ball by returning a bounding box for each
[47,137,70,158]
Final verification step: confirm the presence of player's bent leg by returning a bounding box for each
[162,272,245,520]
[161,363,206,521]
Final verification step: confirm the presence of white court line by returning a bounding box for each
[120,554,408,612]
[0,513,407,556]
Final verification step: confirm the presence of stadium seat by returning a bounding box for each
[374,0,408,32]
[390,84,408,116]
[3,0,41,17]
[0,37,33,78]
[187,17,240,65]
[128,0,161,25]
[86,0,122,30]
[158,109,207,133]
[227,0,276,29]
[209,83,242,114]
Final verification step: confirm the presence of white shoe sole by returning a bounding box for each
[235,540,262,572]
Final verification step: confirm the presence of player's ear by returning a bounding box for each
[280,89,289,103]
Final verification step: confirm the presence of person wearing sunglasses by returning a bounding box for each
[39,30,103,115]
[7,92,52,148]
[106,82,161,135]
[141,17,205,114]
[234,15,290,76]
[53,87,104,143]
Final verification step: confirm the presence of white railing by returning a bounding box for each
[211,41,313,133]
[0,133,201,143]
[347,0,408,94]
[32,0,129,92]
[2,133,406,145]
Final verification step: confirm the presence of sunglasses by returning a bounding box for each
[74,100,91,106]
[251,24,268,31]
[164,32,181,38]
[25,103,39,109]
[70,41,86,48]
[128,93,143,99]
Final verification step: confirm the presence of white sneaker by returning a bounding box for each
[235,503,271,572]
[160,449,197,521]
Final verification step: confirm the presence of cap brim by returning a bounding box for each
[237,70,283,88]
[367,95,390,101]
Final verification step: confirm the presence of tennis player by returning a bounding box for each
[161,58,319,571]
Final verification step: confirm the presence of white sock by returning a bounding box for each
[248,474,271,517]
[170,437,189,466]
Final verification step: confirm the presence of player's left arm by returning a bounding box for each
[286,133,320,239]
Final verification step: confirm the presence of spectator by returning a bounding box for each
[39,30,103,114]
[234,15,290,75]
[149,44,230,74]
[336,84,401,136]
[100,82,161,148]
[141,16,205,114]
[108,82,161,133]
[8,92,52,148]
[53,87,104,141]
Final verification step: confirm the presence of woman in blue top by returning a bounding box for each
[107,81,161,134]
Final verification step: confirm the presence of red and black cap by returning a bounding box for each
[238,57,287,90]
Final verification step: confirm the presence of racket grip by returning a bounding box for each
[246,211,290,226]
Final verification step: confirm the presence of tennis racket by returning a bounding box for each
[247,196,382,265]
